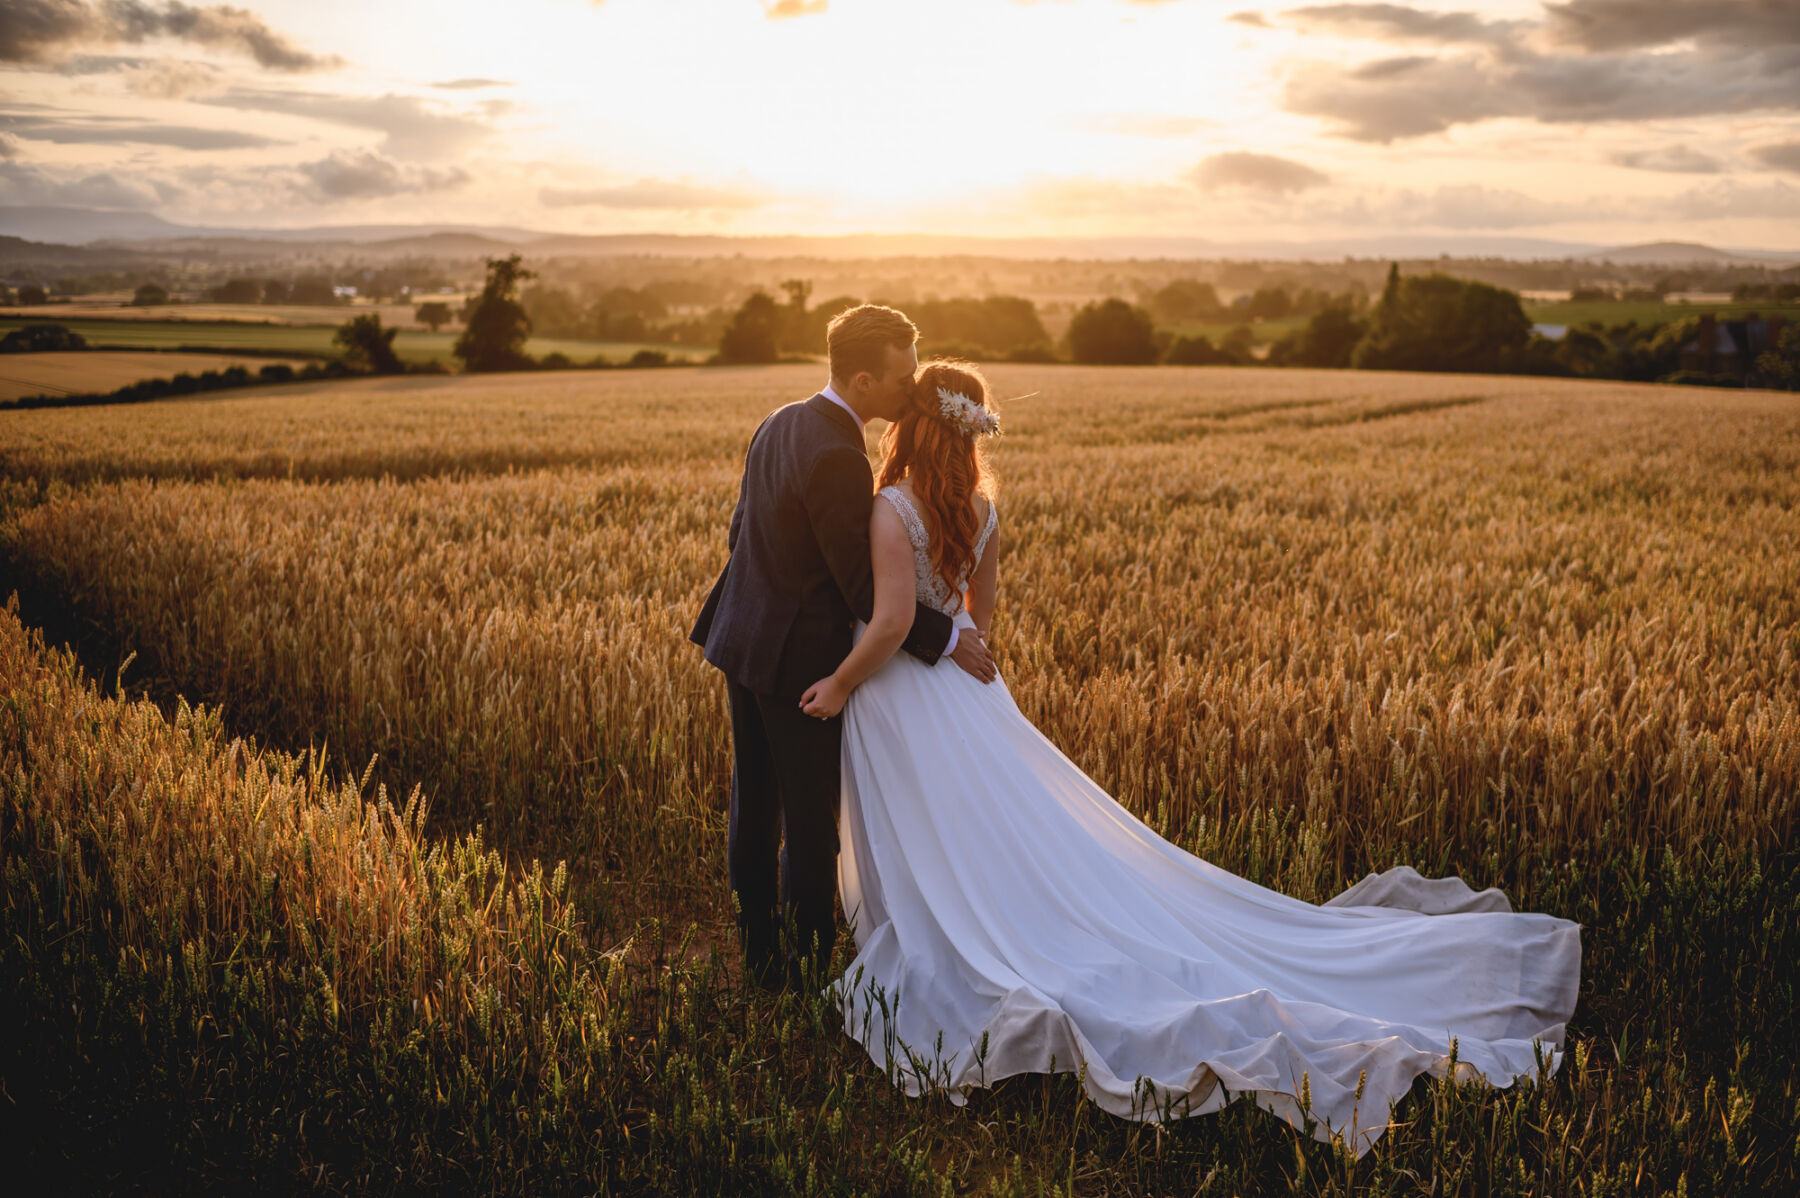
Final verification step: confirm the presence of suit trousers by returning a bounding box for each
[725,676,841,979]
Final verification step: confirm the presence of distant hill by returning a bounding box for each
[0,207,205,245]
[4,205,1797,265]
[0,206,544,247]
[1586,241,1800,267]
[0,234,150,269]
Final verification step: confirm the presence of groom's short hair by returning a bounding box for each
[828,304,918,382]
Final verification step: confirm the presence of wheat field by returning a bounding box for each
[2,364,1797,1194]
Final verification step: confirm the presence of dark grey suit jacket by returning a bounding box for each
[690,393,953,700]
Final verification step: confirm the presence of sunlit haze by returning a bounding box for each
[3,0,1798,248]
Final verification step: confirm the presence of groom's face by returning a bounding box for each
[869,342,919,422]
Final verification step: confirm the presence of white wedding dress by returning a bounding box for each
[832,485,1582,1158]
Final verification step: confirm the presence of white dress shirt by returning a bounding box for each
[821,382,960,657]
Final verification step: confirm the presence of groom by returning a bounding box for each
[691,303,997,988]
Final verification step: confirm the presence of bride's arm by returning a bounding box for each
[966,511,999,638]
[799,498,915,718]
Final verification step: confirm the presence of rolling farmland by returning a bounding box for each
[2,364,1796,1194]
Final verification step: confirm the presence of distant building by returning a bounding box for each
[1532,323,1568,341]
[1680,314,1785,376]
[332,285,359,299]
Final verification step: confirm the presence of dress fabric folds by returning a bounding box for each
[831,488,1582,1157]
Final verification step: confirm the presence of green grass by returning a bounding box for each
[1523,299,1800,329]
[1162,316,1311,346]
[0,316,707,366]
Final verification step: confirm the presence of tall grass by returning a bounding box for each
[3,364,1798,1192]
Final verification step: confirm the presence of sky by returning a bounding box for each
[1,0,1798,247]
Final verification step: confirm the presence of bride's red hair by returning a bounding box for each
[876,359,998,595]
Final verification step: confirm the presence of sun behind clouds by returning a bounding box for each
[0,0,1795,246]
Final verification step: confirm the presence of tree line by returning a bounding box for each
[709,264,1799,390]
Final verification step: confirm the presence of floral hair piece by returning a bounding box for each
[935,386,1002,438]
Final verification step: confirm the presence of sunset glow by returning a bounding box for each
[2,0,1797,247]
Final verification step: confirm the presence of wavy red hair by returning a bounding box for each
[876,359,998,595]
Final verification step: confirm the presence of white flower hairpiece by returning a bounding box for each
[935,386,1002,438]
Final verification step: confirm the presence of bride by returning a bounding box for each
[795,359,1582,1157]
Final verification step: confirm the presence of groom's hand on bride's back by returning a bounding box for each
[948,632,997,683]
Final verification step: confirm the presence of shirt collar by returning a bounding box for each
[820,382,864,432]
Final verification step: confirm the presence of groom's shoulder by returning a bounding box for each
[758,394,835,442]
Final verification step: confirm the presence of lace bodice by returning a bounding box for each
[877,485,998,617]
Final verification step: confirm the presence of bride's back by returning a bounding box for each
[878,479,996,618]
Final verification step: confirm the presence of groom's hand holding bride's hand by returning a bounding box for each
[949,630,997,684]
[800,674,851,719]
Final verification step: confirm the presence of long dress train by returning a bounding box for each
[831,485,1582,1158]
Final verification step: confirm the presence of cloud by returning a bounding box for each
[1609,144,1722,174]
[28,51,223,96]
[1749,140,1800,175]
[2,114,282,149]
[0,158,174,208]
[0,132,24,158]
[430,77,511,90]
[2,1,95,64]
[1227,11,1269,27]
[1542,1,1800,54]
[121,56,222,97]
[195,88,491,158]
[1282,3,1518,44]
[0,0,341,71]
[762,0,827,17]
[1300,181,1607,230]
[1667,179,1800,220]
[295,149,470,200]
[1274,1,1800,141]
[538,179,765,210]
[1076,113,1215,137]
[1188,150,1328,193]
[3,99,277,148]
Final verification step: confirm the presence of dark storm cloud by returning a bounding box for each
[0,0,340,71]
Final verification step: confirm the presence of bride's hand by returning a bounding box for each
[799,674,850,719]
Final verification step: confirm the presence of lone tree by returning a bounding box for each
[132,282,170,307]
[455,254,535,372]
[1066,298,1159,365]
[1351,270,1530,374]
[414,300,453,332]
[334,313,404,374]
[718,292,782,364]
